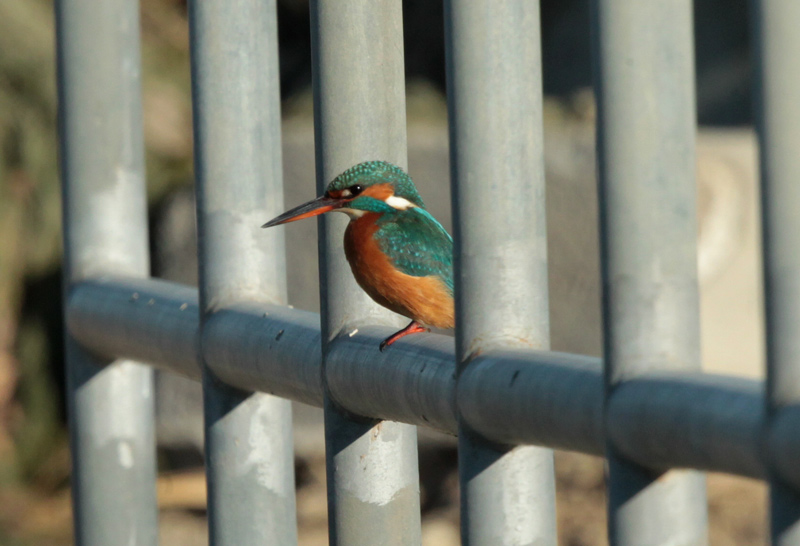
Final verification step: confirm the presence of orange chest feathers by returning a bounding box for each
[343,214,454,329]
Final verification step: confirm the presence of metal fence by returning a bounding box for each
[55,0,800,545]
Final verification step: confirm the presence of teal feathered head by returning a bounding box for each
[262,160,425,227]
[325,161,425,209]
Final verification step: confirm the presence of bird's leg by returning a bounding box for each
[379,321,430,352]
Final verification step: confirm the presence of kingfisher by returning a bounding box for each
[262,160,454,351]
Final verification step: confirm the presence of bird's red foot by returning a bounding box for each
[379,321,430,352]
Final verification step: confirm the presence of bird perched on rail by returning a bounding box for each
[262,160,454,351]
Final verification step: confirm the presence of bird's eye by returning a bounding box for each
[348,184,364,196]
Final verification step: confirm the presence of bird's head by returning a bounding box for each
[262,160,424,228]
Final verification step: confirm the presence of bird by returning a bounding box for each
[262,160,454,351]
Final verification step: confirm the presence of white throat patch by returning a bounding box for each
[336,208,366,219]
[384,195,416,210]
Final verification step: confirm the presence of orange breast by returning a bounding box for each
[344,214,455,329]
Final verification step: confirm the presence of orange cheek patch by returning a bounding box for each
[361,183,394,201]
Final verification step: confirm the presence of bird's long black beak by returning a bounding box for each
[261,195,342,228]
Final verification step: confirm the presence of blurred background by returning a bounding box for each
[1,0,766,544]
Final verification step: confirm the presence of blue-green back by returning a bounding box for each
[375,208,454,294]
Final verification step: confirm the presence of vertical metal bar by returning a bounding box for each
[592,1,708,545]
[309,2,422,545]
[188,0,297,544]
[55,0,157,544]
[753,2,800,544]
[444,2,556,545]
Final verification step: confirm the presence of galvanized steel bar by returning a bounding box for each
[187,0,297,543]
[68,278,201,381]
[770,407,800,491]
[444,1,556,544]
[753,2,800,543]
[203,304,322,407]
[309,2,421,544]
[67,276,777,483]
[459,350,603,454]
[607,373,763,478]
[325,327,458,434]
[592,1,708,544]
[55,0,157,543]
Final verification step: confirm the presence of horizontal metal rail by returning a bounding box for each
[68,275,774,482]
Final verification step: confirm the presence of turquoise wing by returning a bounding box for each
[375,208,454,294]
